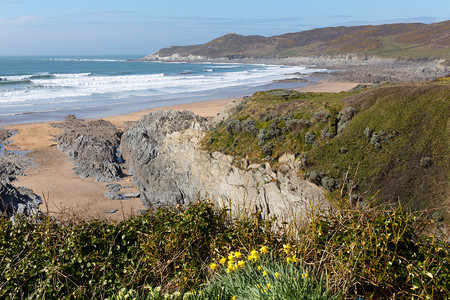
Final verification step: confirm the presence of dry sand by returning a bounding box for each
[3,81,360,221]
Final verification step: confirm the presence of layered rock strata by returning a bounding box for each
[122,110,327,221]
[51,115,123,182]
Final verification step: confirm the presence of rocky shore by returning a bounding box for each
[0,128,41,218]
[141,54,449,83]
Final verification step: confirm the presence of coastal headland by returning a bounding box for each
[1,80,361,221]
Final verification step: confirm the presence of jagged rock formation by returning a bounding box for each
[0,133,41,218]
[121,110,327,220]
[0,181,41,218]
[0,128,11,143]
[52,115,123,182]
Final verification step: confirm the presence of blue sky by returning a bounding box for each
[0,0,449,56]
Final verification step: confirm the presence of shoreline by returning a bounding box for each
[1,81,361,220]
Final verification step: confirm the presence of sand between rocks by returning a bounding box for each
[3,81,360,221]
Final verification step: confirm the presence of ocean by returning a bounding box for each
[0,55,324,125]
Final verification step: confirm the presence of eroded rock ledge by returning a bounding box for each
[51,115,123,182]
[121,110,327,220]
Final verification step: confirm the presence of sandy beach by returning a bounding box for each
[2,81,360,220]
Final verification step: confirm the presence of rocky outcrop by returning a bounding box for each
[0,181,41,218]
[140,54,449,83]
[0,135,41,218]
[51,115,123,182]
[121,110,327,221]
[0,128,11,144]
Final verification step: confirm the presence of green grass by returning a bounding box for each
[203,81,450,222]
[364,35,450,58]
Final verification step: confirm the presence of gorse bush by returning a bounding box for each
[0,202,448,299]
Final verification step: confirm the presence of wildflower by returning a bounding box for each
[257,284,261,289]
[231,296,237,300]
[227,264,235,273]
[292,254,298,263]
[238,261,245,268]
[260,246,269,254]
[286,257,293,263]
[219,257,227,264]
[262,271,267,276]
[267,283,271,289]
[283,244,291,253]
[228,253,235,263]
[248,249,259,261]
[257,266,262,270]
[275,272,281,278]
[302,272,308,279]
[234,251,242,258]
[209,263,217,270]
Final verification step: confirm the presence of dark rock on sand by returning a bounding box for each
[0,128,12,143]
[52,115,123,182]
[0,180,42,218]
[121,110,211,206]
[0,152,30,183]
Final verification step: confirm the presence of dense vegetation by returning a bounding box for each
[203,80,450,224]
[155,21,450,58]
[0,201,449,299]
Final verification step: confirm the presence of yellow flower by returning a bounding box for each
[283,244,291,253]
[248,249,259,261]
[275,272,281,278]
[257,284,261,289]
[266,283,271,289]
[234,251,242,258]
[292,254,298,263]
[302,272,308,279]
[262,271,267,276]
[238,261,245,268]
[286,257,293,263]
[219,257,227,264]
[257,266,262,270]
[209,263,217,270]
[228,254,235,263]
[260,246,269,254]
[231,296,237,300]
[226,265,234,273]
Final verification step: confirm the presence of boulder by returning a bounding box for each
[52,116,123,182]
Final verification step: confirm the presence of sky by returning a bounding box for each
[0,0,449,56]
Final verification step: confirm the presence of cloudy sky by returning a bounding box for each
[1,0,449,56]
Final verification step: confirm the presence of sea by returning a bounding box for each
[0,55,325,125]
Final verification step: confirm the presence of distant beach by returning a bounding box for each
[2,80,360,220]
[0,56,327,126]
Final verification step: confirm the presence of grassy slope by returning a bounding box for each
[154,21,450,59]
[203,80,450,220]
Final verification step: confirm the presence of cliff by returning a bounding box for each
[121,110,327,220]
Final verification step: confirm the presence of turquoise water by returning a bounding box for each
[0,55,322,125]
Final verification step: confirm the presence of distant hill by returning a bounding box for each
[151,21,450,59]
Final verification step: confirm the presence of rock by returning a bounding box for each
[123,192,140,198]
[104,190,123,200]
[104,209,118,214]
[121,110,327,221]
[0,180,41,218]
[51,115,123,182]
[0,152,30,183]
[0,128,12,143]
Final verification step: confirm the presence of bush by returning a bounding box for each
[262,143,273,157]
[305,132,316,144]
[314,111,330,123]
[321,176,336,191]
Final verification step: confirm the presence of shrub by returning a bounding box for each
[262,143,273,157]
[314,111,330,123]
[241,119,258,135]
[337,107,356,134]
[305,132,316,144]
[321,176,336,191]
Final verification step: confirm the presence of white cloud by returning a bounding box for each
[0,15,42,26]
